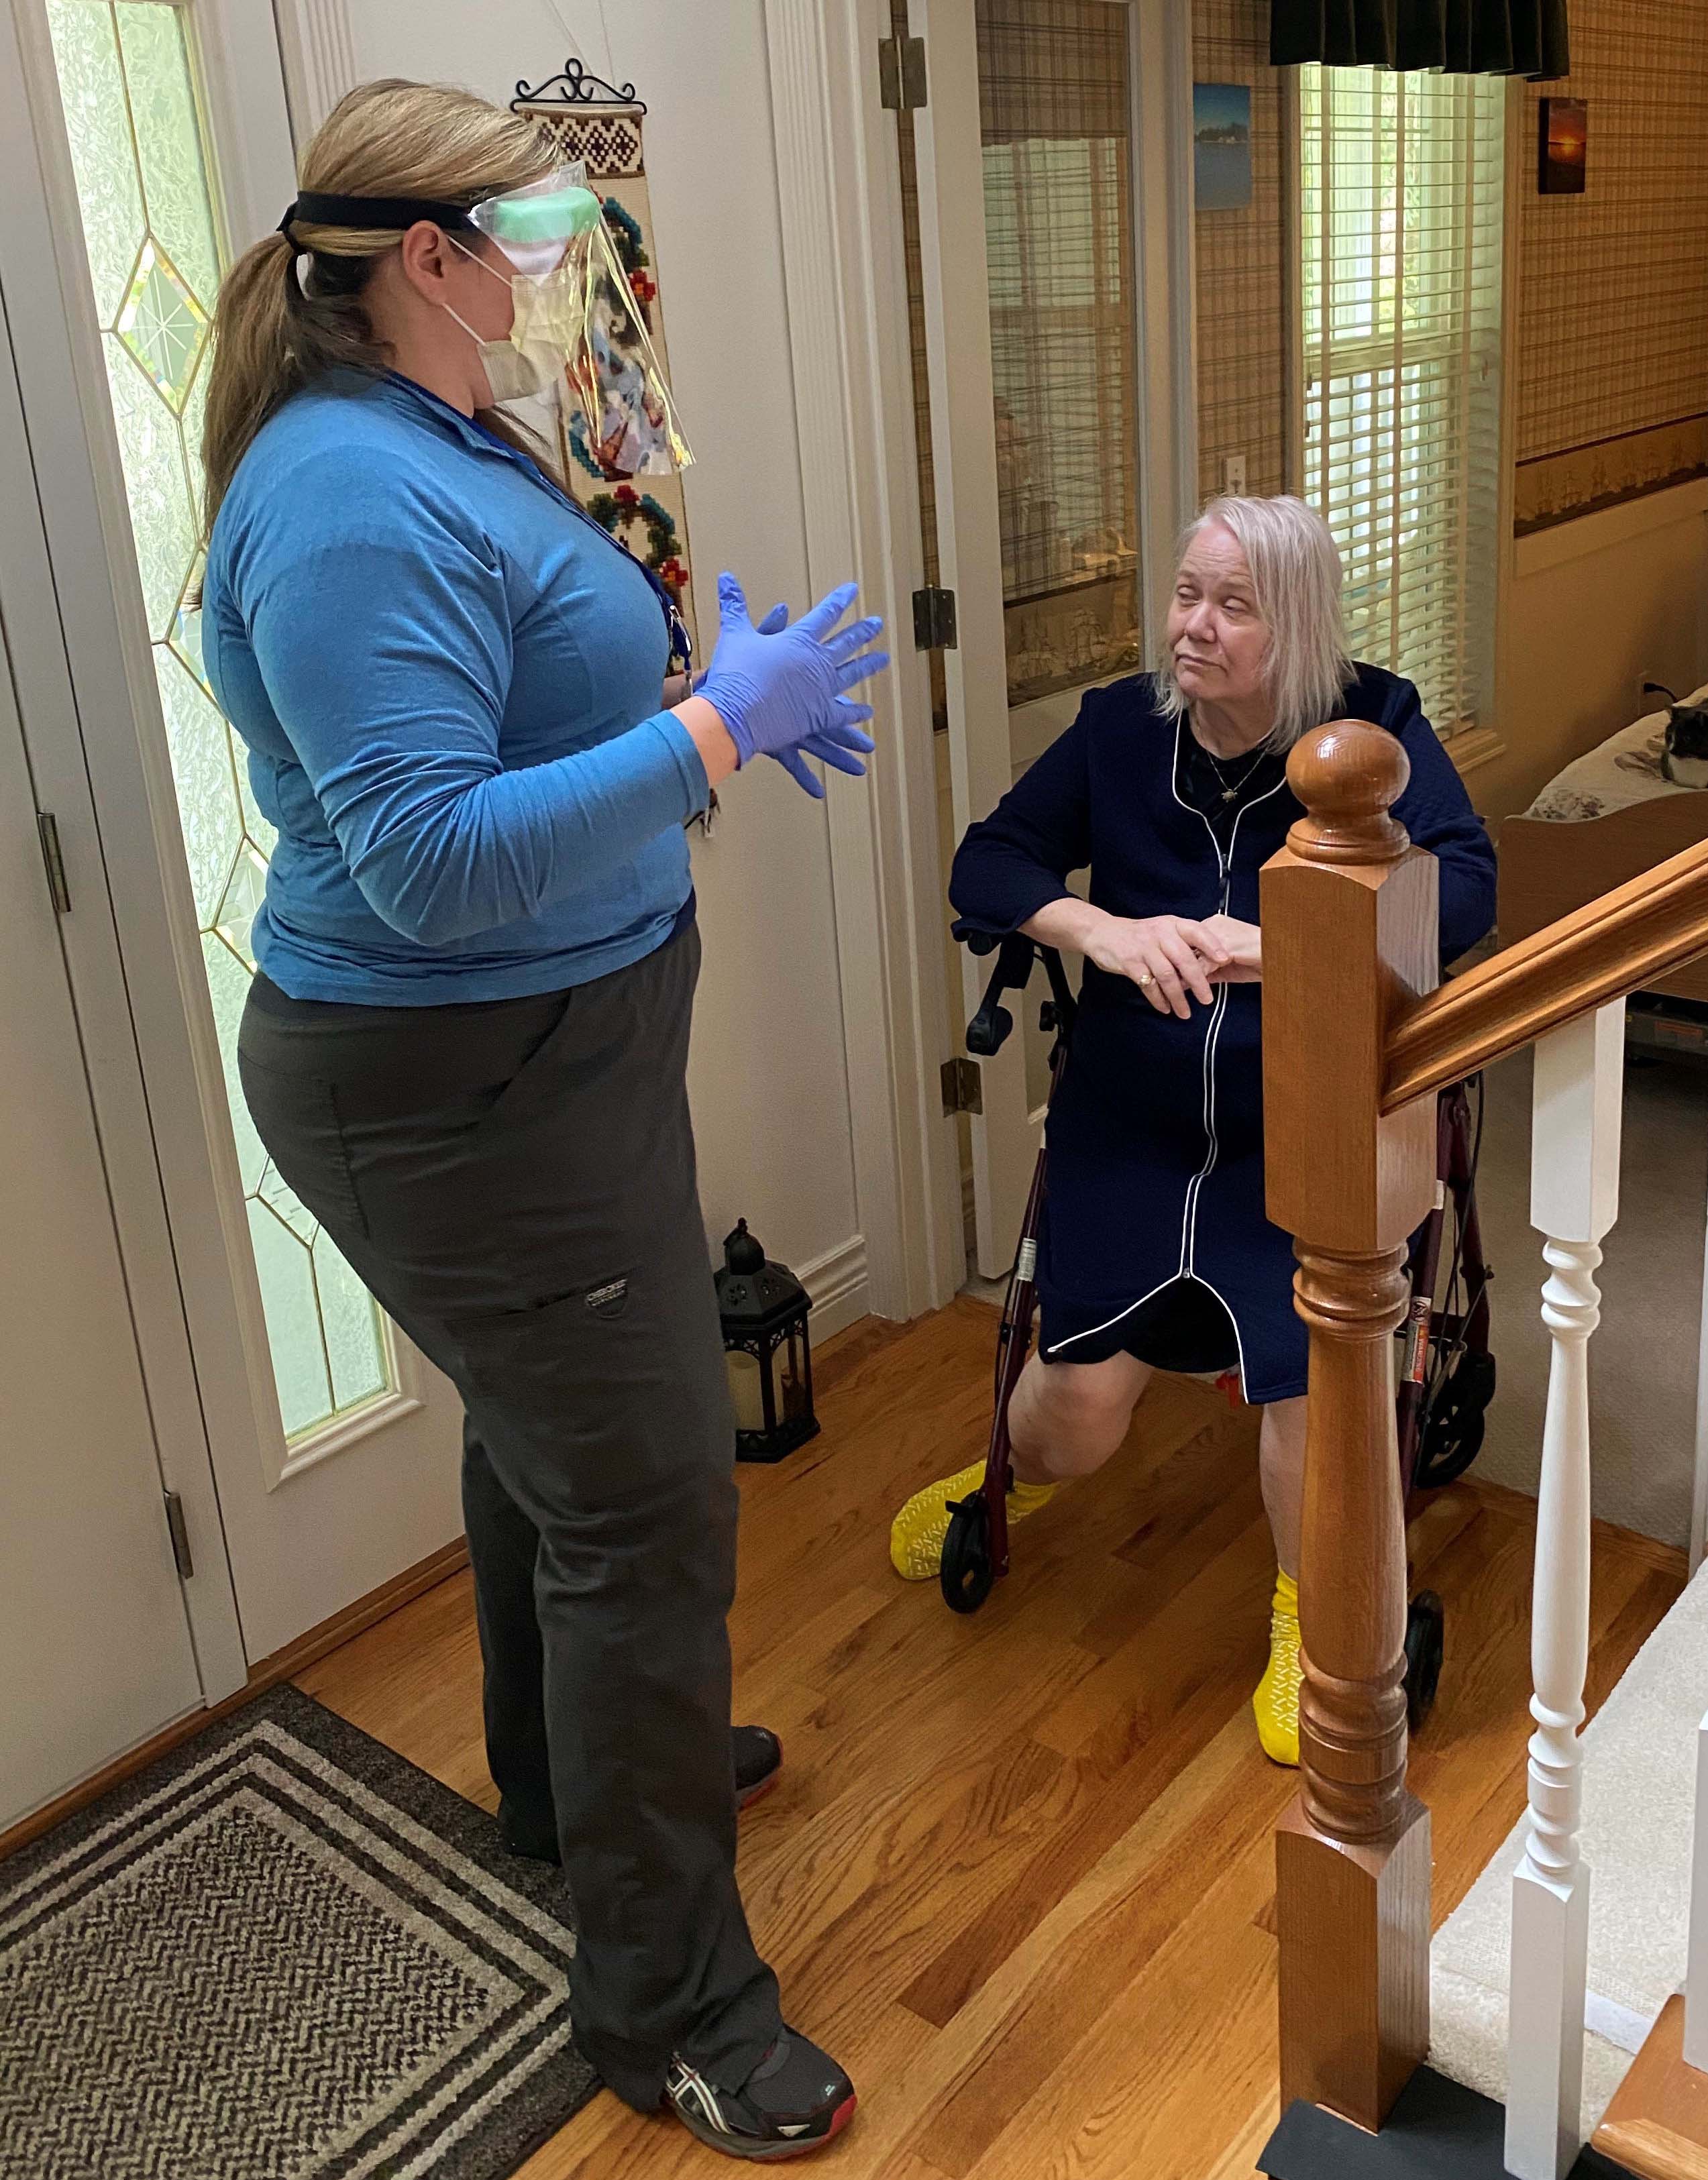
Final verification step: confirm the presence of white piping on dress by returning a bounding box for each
[1043,721,1289,1400]
[1167,718,1289,1281]
[1042,1269,1251,1401]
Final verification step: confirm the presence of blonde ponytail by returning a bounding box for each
[200,80,558,527]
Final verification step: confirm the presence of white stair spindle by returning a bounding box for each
[1685,1710,1708,2070]
[1505,1002,1624,2180]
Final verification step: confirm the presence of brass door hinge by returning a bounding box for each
[941,1055,982,1115]
[38,812,70,913]
[879,35,928,111]
[164,1489,194,1580]
[912,586,957,651]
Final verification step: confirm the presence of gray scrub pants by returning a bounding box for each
[237,922,782,2109]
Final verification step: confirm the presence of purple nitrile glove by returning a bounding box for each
[691,600,786,691]
[706,600,875,799]
[697,576,888,783]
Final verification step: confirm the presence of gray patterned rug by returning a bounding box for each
[0,1684,594,2179]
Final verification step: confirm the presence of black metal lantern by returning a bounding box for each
[714,1220,819,1463]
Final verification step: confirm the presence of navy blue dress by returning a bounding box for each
[949,668,1498,1405]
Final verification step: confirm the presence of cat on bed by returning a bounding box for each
[1642,683,1708,789]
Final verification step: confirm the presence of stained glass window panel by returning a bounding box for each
[117,238,209,408]
[112,0,221,309]
[103,333,198,636]
[317,1240,390,1412]
[47,0,393,1443]
[154,647,239,919]
[248,1199,335,1439]
[44,1,145,323]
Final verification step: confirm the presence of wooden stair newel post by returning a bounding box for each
[1261,722,1441,2132]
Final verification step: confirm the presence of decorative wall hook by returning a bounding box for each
[513,58,645,111]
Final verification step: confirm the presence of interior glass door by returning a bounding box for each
[978,0,1143,722]
[976,0,1141,1126]
[904,0,1181,1276]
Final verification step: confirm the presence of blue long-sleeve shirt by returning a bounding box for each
[203,370,708,1004]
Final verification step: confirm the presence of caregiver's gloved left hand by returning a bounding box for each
[698,576,888,800]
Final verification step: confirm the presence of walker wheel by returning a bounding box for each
[1404,1590,1446,1733]
[1414,1349,1496,1491]
[941,1492,996,1615]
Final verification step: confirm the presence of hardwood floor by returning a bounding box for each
[296,1298,1684,2178]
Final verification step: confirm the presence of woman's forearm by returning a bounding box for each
[674,696,739,788]
[1021,895,1109,953]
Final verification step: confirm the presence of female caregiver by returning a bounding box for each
[199,82,881,2163]
[891,495,1496,1767]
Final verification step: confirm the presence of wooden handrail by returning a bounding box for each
[1383,835,1708,1113]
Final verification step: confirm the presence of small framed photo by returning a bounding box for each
[1538,97,1587,195]
[1193,83,1252,211]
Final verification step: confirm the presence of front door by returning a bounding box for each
[1,0,466,1664]
[903,0,1193,1276]
[0,596,203,1830]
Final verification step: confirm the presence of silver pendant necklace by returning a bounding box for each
[1202,740,1270,804]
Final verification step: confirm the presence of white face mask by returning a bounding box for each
[441,237,572,406]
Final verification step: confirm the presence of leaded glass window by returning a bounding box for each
[46,0,390,1440]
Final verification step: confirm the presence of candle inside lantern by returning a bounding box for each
[726,1346,767,1435]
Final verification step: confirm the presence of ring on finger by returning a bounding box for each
[1136,970,1155,988]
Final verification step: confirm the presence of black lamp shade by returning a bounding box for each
[714,1220,820,1463]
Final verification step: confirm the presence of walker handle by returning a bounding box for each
[965,934,1076,1056]
[965,933,1036,1056]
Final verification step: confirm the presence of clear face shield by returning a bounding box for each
[466,167,693,478]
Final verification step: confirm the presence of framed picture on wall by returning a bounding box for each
[1538,98,1587,194]
[1193,83,1252,211]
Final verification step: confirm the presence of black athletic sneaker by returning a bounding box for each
[665,2028,856,2161]
[499,1726,784,1861]
[734,1725,783,1810]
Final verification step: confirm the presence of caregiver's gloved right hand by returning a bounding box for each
[698,574,888,785]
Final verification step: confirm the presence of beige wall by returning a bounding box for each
[1480,488,1708,827]
[347,0,865,1303]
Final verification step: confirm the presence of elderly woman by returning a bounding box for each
[890,495,1497,1765]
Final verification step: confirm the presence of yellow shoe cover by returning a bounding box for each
[1253,1569,1302,1767]
[888,1460,1058,1582]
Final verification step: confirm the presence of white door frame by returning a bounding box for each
[763,0,1197,1307]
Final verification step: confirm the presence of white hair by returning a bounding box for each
[1155,494,1354,750]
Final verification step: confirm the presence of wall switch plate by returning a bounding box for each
[1222,453,1247,496]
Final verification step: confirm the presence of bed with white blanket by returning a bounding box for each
[1497,680,1708,1004]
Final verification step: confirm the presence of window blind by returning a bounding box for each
[1300,67,1506,739]
[977,0,1143,708]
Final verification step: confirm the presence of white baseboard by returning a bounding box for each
[799,1234,869,1342]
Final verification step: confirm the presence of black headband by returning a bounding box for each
[278,191,478,237]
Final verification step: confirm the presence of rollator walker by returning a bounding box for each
[939,934,1495,1735]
